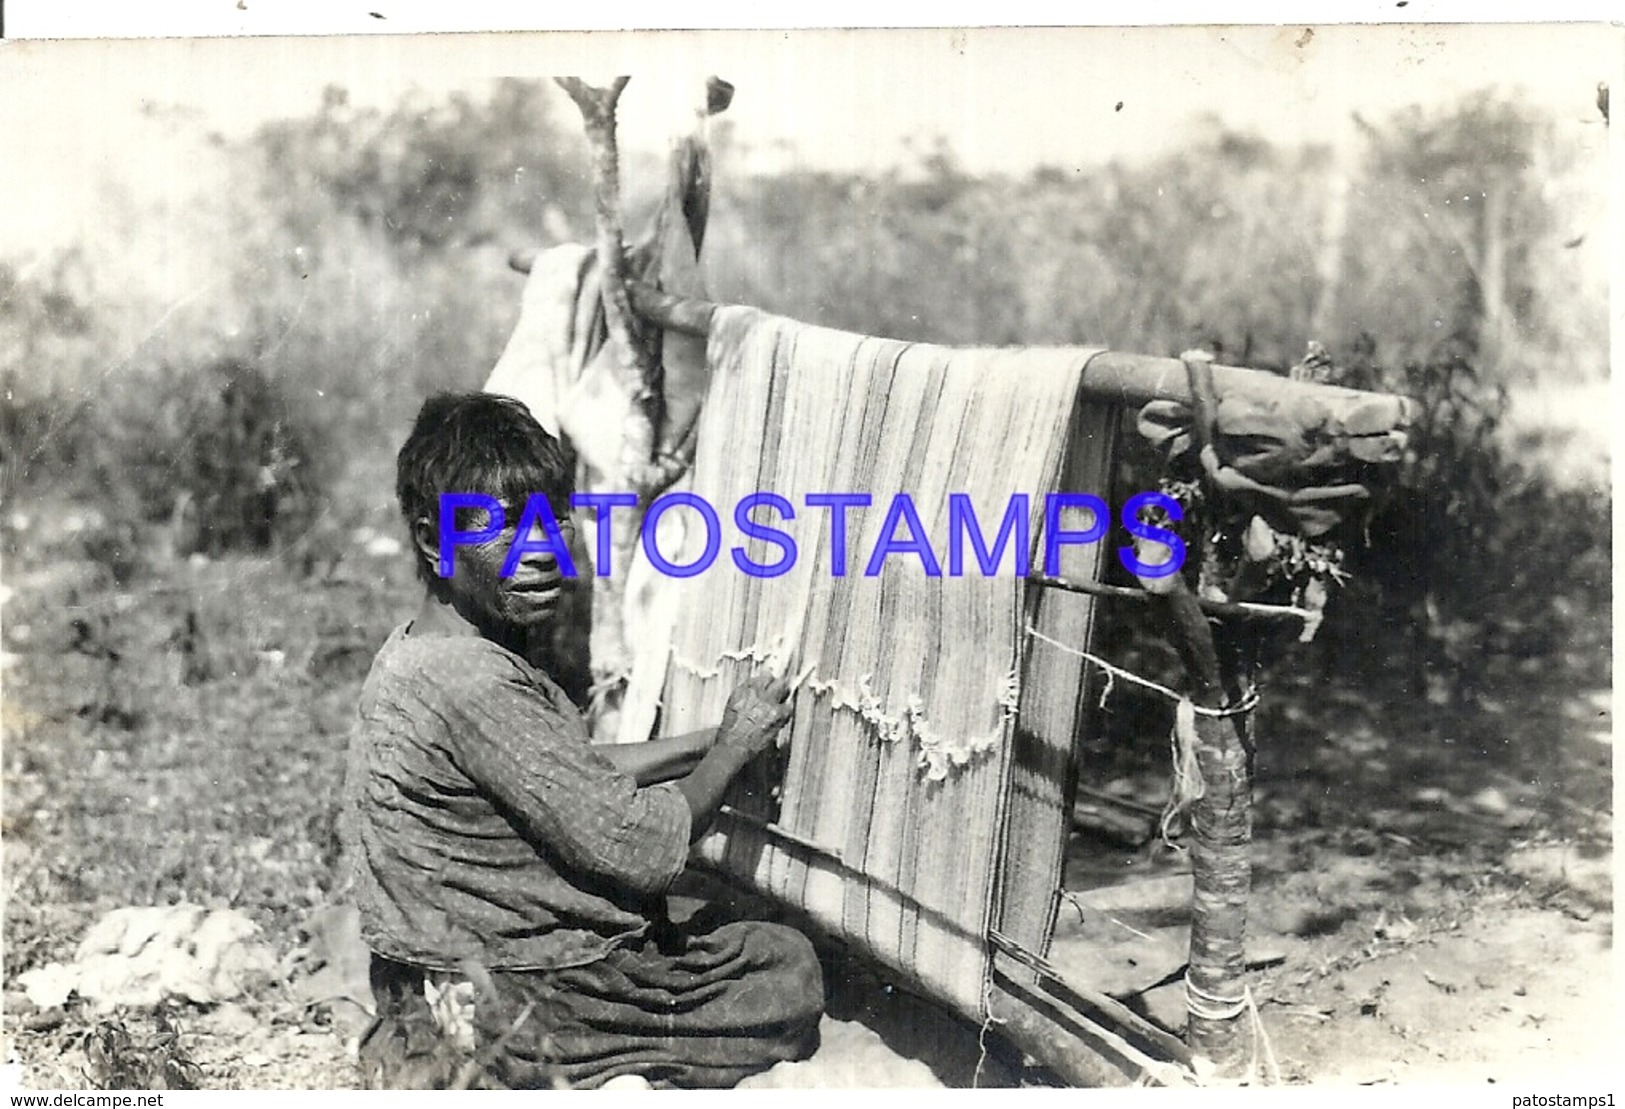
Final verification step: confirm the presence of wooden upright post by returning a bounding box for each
[1136,581,1253,1076]
[550,77,731,738]
[1142,352,1258,1079]
[552,77,653,730]
[1182,639,1255,1076]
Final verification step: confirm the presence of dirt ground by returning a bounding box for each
[1,532,1614,1089]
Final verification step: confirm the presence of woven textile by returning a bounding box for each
[653,307,1105,1014]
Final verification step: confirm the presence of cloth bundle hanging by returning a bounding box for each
[482,240,709,484]
[652,306,1103,1014]
[1135,355,1411,537]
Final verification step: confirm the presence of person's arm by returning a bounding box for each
[673,675,792,842]
[672,745,754,842]
[596,729,716,785]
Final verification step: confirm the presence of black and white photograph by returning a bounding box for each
[0,14,1616,1093]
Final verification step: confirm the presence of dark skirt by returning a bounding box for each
[358,919,825,1089]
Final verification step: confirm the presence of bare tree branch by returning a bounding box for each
[554,77,660,488]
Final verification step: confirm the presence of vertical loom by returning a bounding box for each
[520,79,1411,1085]
[655,309,1101,1025]
[649,306,1201,1084]
[633,288,1407,1087]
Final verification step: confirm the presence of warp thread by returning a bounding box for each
[973,698,1017,1091]
[1184,973,1248,1021]
[661,308,1101,1017]
[679,628,1006,778]
[675,647,1021,779]
[973,966,1005,1088]
[1161,697,1205,844]
[1059,890,1152,940]
[720,668,1020,779]
[666,311,1092,787]
[1022,624,1257,845]
[1023,625,1260,718]
[1185,975,1282,1086]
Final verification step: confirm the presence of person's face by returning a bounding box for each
[424,498,575,634]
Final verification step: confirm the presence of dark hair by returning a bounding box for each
[396,392,574,582]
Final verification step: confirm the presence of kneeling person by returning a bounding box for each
[342,392,823,1089]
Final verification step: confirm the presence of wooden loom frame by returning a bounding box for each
[628,287,1399,1086]
[504,260,1400,1087]
[533,78,1409,1085]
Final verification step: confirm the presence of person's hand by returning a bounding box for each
[716,674,793,760]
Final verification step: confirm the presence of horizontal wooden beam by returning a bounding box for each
[1078,349,1406,419]
[989,930,1195,1071]
[1030,573,1311,624]
[988,965,1194,1087]
[630,281,717,338]
[621,281,1412,429]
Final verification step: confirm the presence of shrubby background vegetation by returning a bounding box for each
[3,79,1607,699]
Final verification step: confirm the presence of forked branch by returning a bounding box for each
[554,76,660,491]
